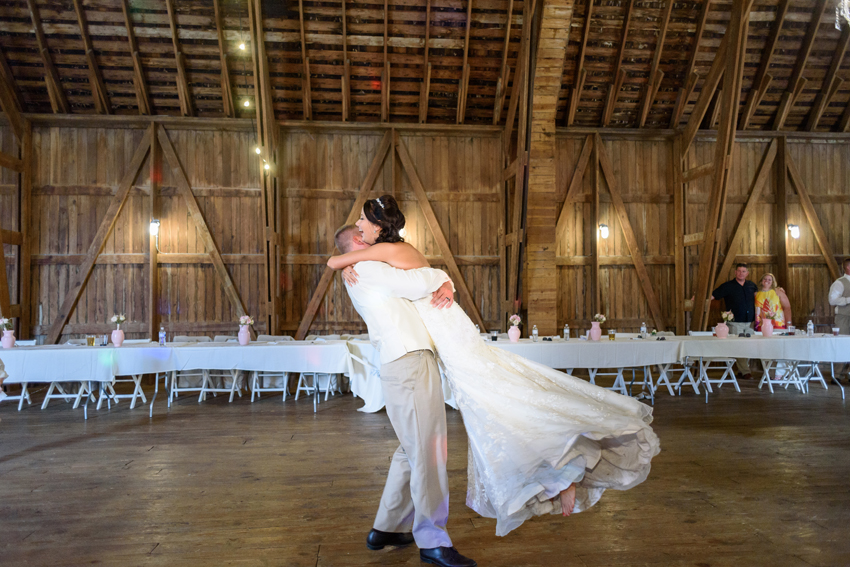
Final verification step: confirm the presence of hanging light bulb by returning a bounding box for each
[255,146,261,155]
[263,161,270,171]
[239,42,246,50]
[243,99,250,107]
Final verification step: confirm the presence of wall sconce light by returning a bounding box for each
[150,219,161,252]
[599,224,609,239]
[788,224,800,239]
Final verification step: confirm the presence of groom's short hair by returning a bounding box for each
[334,224,359,253]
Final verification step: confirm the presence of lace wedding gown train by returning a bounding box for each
[413,297,660,536]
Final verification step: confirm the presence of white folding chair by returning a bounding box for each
[100,339,153,409]
[39,339,91,409]
[758,359,805,393]
[797,361,828,391]
[169,336,212,404]
[249,335,295,402]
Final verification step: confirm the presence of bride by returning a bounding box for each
[328,195,660,537]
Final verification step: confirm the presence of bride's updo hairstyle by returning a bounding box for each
[364,194,406,244]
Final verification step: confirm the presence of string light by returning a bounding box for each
[255,147,261,155]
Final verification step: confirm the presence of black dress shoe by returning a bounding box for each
[420,546,477,567]
[366,529,414,550]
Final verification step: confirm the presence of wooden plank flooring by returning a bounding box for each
[1,378,850,567]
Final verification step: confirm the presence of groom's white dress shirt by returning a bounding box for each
[344,261,451,365]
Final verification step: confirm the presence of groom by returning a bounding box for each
[334,225,476,567]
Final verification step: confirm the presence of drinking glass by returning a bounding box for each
[86,335,95,346]
[833,327,841,337]
[787,325,796,336]
[608,329,616,341]
[491,330,498,342]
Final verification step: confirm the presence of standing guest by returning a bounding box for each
[711,263,758,379]
[828,258,850,335]
[755,272,792,331]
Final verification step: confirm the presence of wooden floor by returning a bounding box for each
[1,377,849,567]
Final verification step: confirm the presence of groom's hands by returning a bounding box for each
[431,281,455,309]
[341,266,359,286]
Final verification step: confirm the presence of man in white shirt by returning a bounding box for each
[333,225,476,567]
[828,258,850,335]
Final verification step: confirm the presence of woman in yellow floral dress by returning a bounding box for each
[755,272,792,331]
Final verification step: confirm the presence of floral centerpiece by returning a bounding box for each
[1,316,14,348]
[238,315,254,345]
[508,314,521,342]
[110,314,126,347]
[590,313,606,341]
[759,309,776,337]
[716,311,733,339]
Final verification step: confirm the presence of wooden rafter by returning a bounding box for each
[637,0,672,127]
[493,0,514,124]
[419,0,433,123]
[806,24,850,131]
[165,0,194,117]
[670,0,711,128]
[714,139,778,282]
[555,134,593,239]
[213,0,235,118]
[842,98,850,133]
[785,147,840,282]
[456,0,474,124]
[602,0,634,127]
[395,133,487,330]
[672,135,685,334]
[0,47,24,119]
[341,0,350,121]
[251,0,276,151]
[503,0,533,164]
[157,127,253,334]
[566,0,594,127]
[298,0,312,120]
[72,0,110,114]
[681,34,728,152]
[120,0,151,115]
[776,136,788,288]
[46,131,152,344]
[382,0,391,123]
[597,134,665,332]
[296,132,392,339]
[25,0,69,114]
[739,0,789,129]
[0,151,23,172]
[19,120,31,338]
[691,0,749,331]
[772,0,828,130]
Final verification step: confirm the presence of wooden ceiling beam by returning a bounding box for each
[251,0,276,151]
[841,98,850,133]
[383,0,391,122]
[120,0,151,115]
[502,0,533,162]
[0,49,25,144]
[806,24,850,131]
[681,34,727,152]
[566,0,593,127]
[213,0,235,118]
[739,0,789,129]
[772,0,828,130]
[341,0,350,121]
[71,0,110,114]
[601,0,634,127]
[637,0,672,128]
[165,0,194,117]
[457,0,474,124]
[493,0,514,124]
[419,0,433,123]
[298,0,312,120]
[670,0,711,129]
[25,0,69,114]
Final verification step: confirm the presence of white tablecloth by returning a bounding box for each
[490,337,683,369]
[0,340,352,384]
[678,334,850,362]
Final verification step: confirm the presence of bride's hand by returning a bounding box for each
[341,266,359,286]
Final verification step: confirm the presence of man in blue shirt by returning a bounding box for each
[711,263,758,379]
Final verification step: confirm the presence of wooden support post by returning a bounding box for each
[46,131,152,344]
[72,0,110,114]
[295,132,392,340]
[26,0,69,114]
[165,0,193,117]
[566,0,593,127]
[670,71,698,130]
[785,147,840,282]
[493,0,514,124]
[341,0,350,121]
[396,134,488,330]
[502,0,533,165]
[419,0,432,123]
[298,0,312,120]
[149,123,160,341]
[691,0,749,331]
[120,0,151,115]
[601,0,633,127]
[598,135,666,331]
[213,0,235,118]
[776,137,789,289]
[637,0,672,127]
[157,127,252,335]
[382,64,391,123]
[0,47,24,125]
[19,120,31,338]
[591,137,600,314]
[456,0,473,124]
[715,139,779,283]
[0,218,10,320]
[673,134,685,334]
[806,25,849,131]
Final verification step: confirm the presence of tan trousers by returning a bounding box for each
[727,322,754,374]
[373,349,452,549]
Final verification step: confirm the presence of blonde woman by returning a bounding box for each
[755,273,792,331]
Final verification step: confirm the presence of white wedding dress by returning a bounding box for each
[413,297,660,536]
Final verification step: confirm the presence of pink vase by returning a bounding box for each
[761,319,773,337]
[1,329,15,348]
[508,326,521,342]
[238,325,251,345]
[590,321,602,341]
[715,322,729,339]
[111,329,124,347]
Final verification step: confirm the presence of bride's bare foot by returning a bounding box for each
[558,484,576,517]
